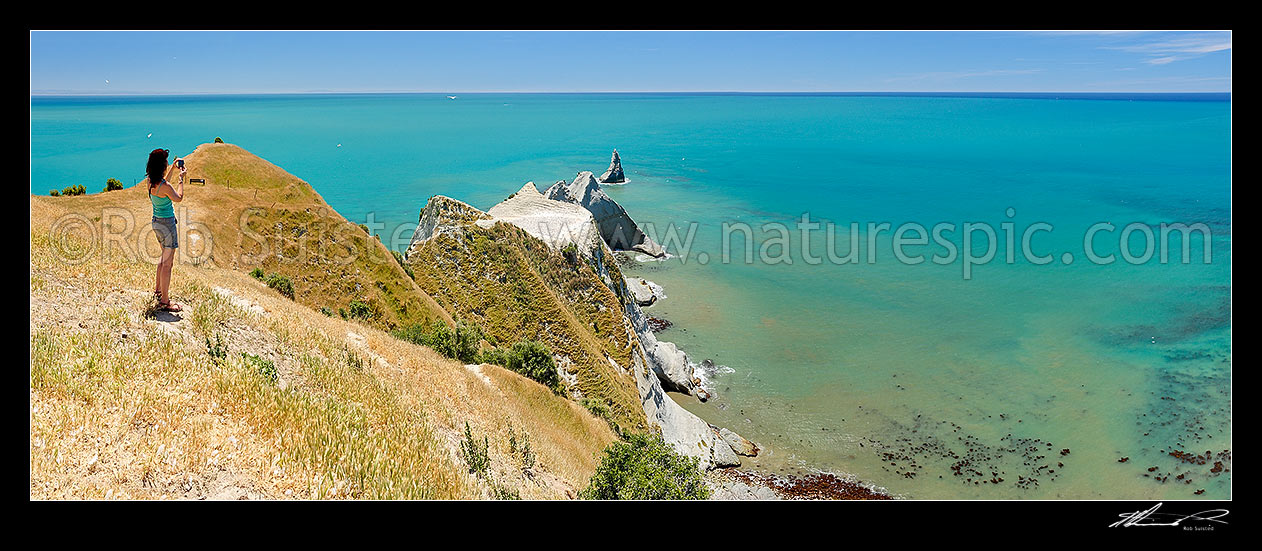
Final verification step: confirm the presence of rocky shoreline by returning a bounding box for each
[590,151,895,499]
[709,469,892,500]
[404,159,755,470]
[404,150,889,495]
[621,262,892,499]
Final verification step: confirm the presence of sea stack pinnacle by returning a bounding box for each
[598,149,625,184]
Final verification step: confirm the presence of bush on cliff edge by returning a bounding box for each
[580,432,709,500]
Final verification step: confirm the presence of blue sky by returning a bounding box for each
[29,31,1232,94]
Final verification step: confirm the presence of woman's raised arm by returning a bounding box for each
[164,157,186,202]
[163,156,182,182]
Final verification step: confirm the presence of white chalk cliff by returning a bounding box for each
[487,182,606,255]
[544,172,666,258]
[404,186,752,469]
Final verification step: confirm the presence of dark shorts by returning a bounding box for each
[153,216,178,249]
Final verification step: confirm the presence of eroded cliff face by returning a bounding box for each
[404,194,492,262]
[544,172,666,258]
[487,182,605,259]
[404,188,751,469]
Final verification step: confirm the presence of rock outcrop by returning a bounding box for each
[624,276,665,306]
[544,172,666,258]
[405,185,756,469]
[645,339,694,394]
[403,195,492,262]
[626,300,711,401]
[598,149,625,184]
[628,345,740,468]
[487,182,604,258]
[719,427,760,457]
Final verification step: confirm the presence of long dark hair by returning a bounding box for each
[147,148,169,190]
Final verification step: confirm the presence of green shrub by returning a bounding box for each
[344,346,364,370]
[338,308,348,319]
[452,320,484,363]
[264,272,294,299]
[580,433,709,500]
[459,422,490,477]
[241,353,278,385]
[60,184,86,196]
[561,243,580,265]
[249,267,265,280]
[347,300,375,320]
[206,334,227,364]
[49,190,60,197]
[393,318,483,363]
[426,320,457,359]
[508,424,535,474]
[320,306,333,317]
[394,322,430,349]
[214,136,224,144]
[103,178,124,192]
[479,347,509,369]
[492,484,520,500]
[392,322,429,345]
[480,340,559,392]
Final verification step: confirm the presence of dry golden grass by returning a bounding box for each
[29,228,617,499]
[30,142,450,332]
[29,145,619,500]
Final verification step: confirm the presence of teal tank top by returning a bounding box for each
[149,184,174,218]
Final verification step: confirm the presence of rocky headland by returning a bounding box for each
[30,143,889,500]
[404,171,754,470]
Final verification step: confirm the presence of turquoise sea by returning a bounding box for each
[30,93,1231,499]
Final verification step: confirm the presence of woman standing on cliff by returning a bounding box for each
[146,148,186,312]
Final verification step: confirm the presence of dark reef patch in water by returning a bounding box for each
[1125,353,1231,496]
[1093,189,1232,238]
[1091,285,1230,347]
[859,409,1067,493]
[722,469,892,500]
[1162,348,1215,362]
[646,316,673,333]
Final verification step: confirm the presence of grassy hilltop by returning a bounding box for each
[29,143,623,499]
[33,143,450,332]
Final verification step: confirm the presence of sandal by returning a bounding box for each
[158,300,183,313]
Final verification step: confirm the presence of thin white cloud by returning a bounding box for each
[1102,32,1231,65]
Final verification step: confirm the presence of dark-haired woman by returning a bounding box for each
[145,148,186,312]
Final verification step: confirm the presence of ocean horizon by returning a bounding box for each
[30,91,1231,499]
[32,91,1233,100]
